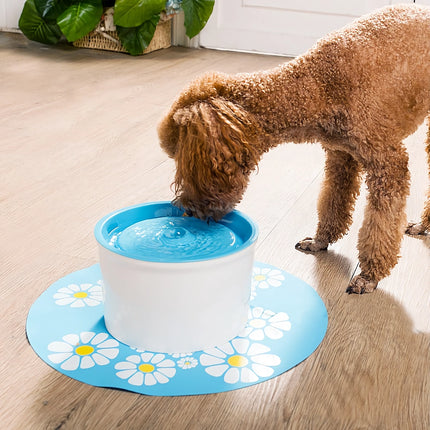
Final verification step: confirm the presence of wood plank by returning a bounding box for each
[1,32,429,429]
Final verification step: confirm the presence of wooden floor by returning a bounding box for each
[1,32,429,429]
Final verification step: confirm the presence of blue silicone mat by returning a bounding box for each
[26,262,328,396]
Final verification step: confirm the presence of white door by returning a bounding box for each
[1,0,25,31]
[199,0,412,56]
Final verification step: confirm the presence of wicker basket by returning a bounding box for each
[73,17,171,55]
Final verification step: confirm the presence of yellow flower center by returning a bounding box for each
[254,275,266,281]
[139,364,155,373]
[228,355,249,368]
[73,292,88,298]
[75,345,94,356]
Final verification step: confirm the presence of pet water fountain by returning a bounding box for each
[94,201,258,353]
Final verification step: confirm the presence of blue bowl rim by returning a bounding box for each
[94,201,259,263]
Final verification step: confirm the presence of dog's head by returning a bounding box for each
[158,74,262,220]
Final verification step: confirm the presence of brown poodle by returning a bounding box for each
[158,4,430,294]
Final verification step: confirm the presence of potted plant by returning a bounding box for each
[18,0,215,55]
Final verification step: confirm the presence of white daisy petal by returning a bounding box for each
[80,283,92,291]
[127,355,141,364]
[91,333,108,345]
[231,338,249,355]
[238,326,253,338]
[80,332,95,344]
[224,367,240,384]
[80,356,95,369]
[140,352,154,363]
[157,359,175,368]
[247,343,270,356]
[240,367,259,383]
[272,321,292,331]
[68,284,80,292]
[144,373,157,386]
[203,346,227,358]
[129,372,144,386]
[151,354,165,364]
[252,363,274,377]
[251,353,281,366]
[116,369,136,379]
[115,361,137,371]
[97,348,119,360]
[261,309,276,319]
[269,312,289,323]
[249,329,265,341]
[153,371,169,384]
[267,279,282,287]
[92,353,110,366]
[200,354,225,366]
[71,300,85,308]
[259,281,269,289]
[264,326,283,339]
[270,269,281,275]
[83,298,101,307]
[205,364,229,377]
[55,298,76,306]
[48,352,73,363]
[61,355,80,371]
[56,287,73,294]
[63,334,79,346]
[157,367,176,378]
[48,341,73,353]
[97,339,119,349]
[217,343,234,356]
[53,293,72,299]
[252,307,264,318]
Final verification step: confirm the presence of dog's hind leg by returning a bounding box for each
[405,118,430,235]
[296,149,362,252]
[347,144,410,294]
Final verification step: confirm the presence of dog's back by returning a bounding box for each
[303,4,430,140]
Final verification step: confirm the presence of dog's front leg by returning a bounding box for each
[347,146,410,293]
[296,149,361,252]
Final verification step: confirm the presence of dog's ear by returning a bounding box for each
[158,107,180,158]
[172,98,262,218]
[158,72,227,159]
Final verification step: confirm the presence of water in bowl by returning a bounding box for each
[110,216,243,261]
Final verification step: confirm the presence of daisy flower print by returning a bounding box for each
[200,338,281,384]
[177,356,198,370]
[252,267,285,290]
[48,331,119,371]
[240,307,291,341]
[53,282,103,307]
[115,353,176,386]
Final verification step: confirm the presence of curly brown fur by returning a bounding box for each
[158,4,430,293]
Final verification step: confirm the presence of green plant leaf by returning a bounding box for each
[57,1,103,42]
[114,0,164,28]
[116,14,159,56]
[182,0,214,39]
[19,0,63,44]
[34,0,69,24]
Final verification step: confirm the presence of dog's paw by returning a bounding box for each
[346,274,378,294]
[405,222,427,236]
[295,237,328,252]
